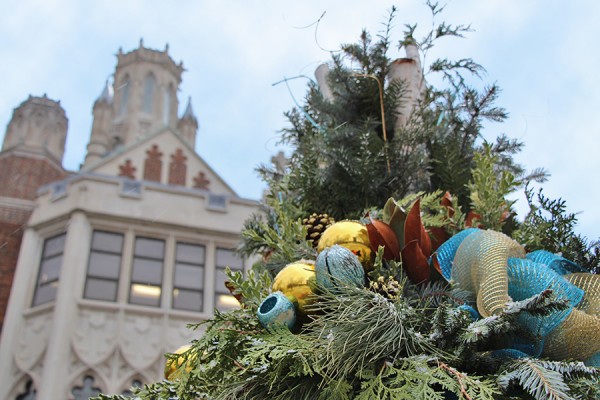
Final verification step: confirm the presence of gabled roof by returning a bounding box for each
[82,125,239,197]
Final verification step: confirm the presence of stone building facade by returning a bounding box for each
[0,43,259,399]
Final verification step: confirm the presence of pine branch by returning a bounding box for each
[497,358,575,400]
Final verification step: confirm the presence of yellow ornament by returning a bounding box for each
[164,344,195,380]
[272,261,317,315]
[317,220,373,270]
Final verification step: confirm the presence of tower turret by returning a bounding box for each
[177,97,198,147]
[2,94,68,164]
[111,40,184,145]
[84,81,113,167]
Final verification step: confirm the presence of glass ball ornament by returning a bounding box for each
[317,220,373,270]
[271,261,317,315]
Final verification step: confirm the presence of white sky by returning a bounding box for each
[0,0,598,240]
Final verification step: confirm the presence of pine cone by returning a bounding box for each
[303,213,335,248]
[369,275,401,300]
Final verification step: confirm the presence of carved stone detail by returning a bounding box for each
[120,314,162,370]
[15,313,52,371]
[72,310,118,366]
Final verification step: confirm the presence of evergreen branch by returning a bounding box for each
[497,358,575,400]
[306,286,439,382]
[504,289,570,317]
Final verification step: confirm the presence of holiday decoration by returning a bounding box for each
[315,244,365,291]
[95,5,600,399]
[271,260,317,315]
[435,228,600,365]
[257,291,296,330]
[317,220,373,270]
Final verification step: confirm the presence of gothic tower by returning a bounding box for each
[84,40,198,168]
[0,95,68,333]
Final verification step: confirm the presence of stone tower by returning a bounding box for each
[0,95,68,333]
[2,94,68,164]
[84,40,198,168]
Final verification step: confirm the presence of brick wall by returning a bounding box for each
[0,153,65,334]
[0,155,66,200]
[0,221,27,334]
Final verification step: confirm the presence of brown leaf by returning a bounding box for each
[224,281,244,305]
[366,215,400,260]
[400,240,430,284]
[441,191,455,218]
[429,227,450,252]
[404,198,423,246]
[420,223,432,258]
[465,210,482,228]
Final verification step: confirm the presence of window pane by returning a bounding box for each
[214,269,230,294]
[92,231,123,253]
[215,294,240,311]
[88,252,121,279]
[130,284,161,307]
[176,243,204,264]
[173,289,202,312]
[134,238,164,259]
[216,248,243,269]
[84,278,118,301]
[40,255,62,283]
[33,282,58,306]
[43,234,66,258]
[174,264,203,289]
[131,258,163,284]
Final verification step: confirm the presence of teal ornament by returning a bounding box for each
[316,244,365,291]
[257,291,296,330]
[457,304,479,321]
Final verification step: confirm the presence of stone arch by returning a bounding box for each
[8,374,38,400]
[69,370,107,400]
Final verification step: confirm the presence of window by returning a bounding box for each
[32,233,66,306]
[15,379,36,400]
[214,248,243,311]
[84,231,123,302]
[129,237,165,307]
[117,75,130,116]
[142,73,155,113]
[163,85,172,125]
[72,376,101,399]
[172,242,205,312]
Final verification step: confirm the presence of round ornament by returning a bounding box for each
[316,245,365,291]
[317,220,373,270]
[257,291,297,330]
[164,344,194,380]
[272,261,317,315]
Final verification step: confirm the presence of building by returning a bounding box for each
[0,42,259,399]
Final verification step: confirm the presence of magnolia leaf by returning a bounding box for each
[404,198,423,246]
[366,215,401,261]
[400,240,430,284]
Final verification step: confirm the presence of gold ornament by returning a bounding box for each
[164,345,195,380]
[317,220,373,270]
[272,261,317,315]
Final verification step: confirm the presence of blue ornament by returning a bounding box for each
[257,291,296,330]
[316,245,365,291]
[457,304,479,321]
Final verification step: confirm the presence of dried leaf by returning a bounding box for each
[404,198,423,246]
[400,240,430,284]
[366,216,401,260]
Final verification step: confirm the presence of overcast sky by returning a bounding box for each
[1,0,598,240]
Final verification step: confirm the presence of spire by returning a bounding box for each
[96,80,113,104]
[181,97,197,122]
